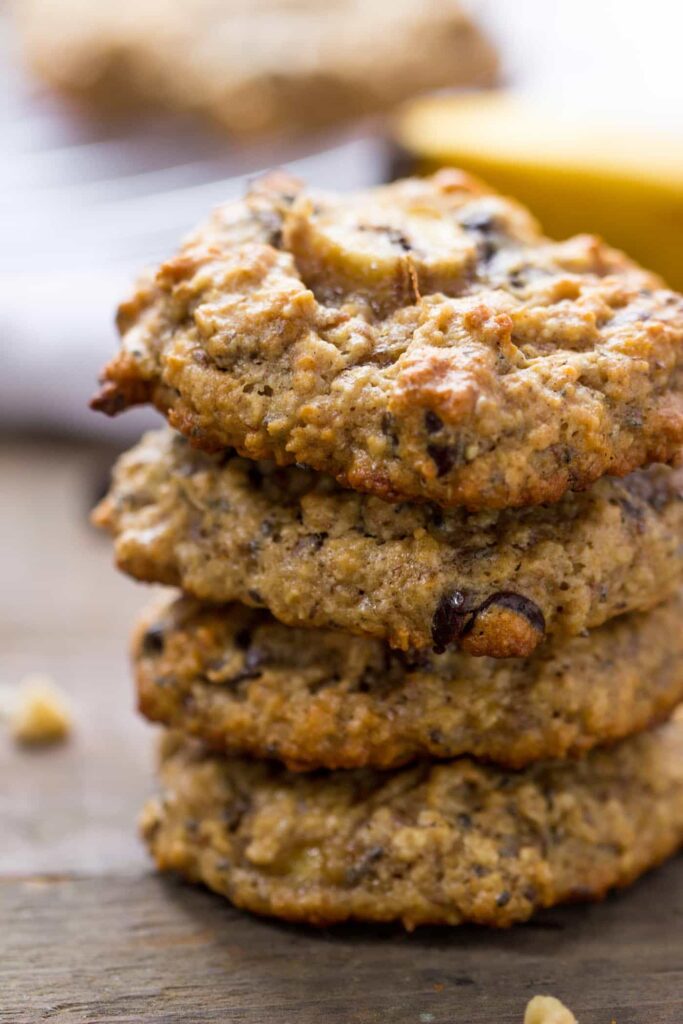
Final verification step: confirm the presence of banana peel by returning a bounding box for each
[393,91,683,290]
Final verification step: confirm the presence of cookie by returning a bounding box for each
[17,1,497,138]
[134,591,683,771]
[141,713,683,928]
[94,429,683,656]
[91,171,683,510]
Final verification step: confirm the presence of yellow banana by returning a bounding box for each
[393,91,683,290]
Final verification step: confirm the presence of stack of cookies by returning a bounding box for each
[93,170,683,928]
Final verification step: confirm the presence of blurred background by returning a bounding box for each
[1,0,682,873]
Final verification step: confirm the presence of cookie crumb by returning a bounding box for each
[10,675,73,746]
[524,996,577,1024]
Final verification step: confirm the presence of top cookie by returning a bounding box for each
[17,0,497,138]
[93,170,683,510]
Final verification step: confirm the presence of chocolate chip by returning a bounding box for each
[234,628,252,650]
[427,443,459,477]
[247,589,264,606]
[428,504,444,528]
[360,225,412,251]
[381,412,399,450]
[507,269,527,289]
[460,210,496,234]
[141,625,165,656]
[424,410,443,434]
[457,813,472,830]
[459,210,505,263]
[431,590,545,654]
[478,239,498,262]
[385,227,412,252]
[496,890,511,908]
[431,591,469,653]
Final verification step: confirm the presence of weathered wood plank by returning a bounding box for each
[0,436,161,874]
[1,862,683,1024]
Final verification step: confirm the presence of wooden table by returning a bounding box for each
[2,436,683,1024]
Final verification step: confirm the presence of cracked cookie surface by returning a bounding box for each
[93,171,683,510]
[141,713,683,928]
[95,429,683,656]
[134,591,683,770]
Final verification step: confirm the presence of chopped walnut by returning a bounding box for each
[525,996,578,1024]
[10,674,73,746]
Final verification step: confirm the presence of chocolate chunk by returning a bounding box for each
[460,210,496,234]
[431,591,469,653]
[234,628,252,650]
[424,410,443,434]
[431,590,545,654]
[381,412,399,450]
[141,625,165,655]
[460,210,500,261]
[507,268,527,289]
[428,504,445,528]
[496,890,511,908]
[427,443,459,477]
[360,224,412,251]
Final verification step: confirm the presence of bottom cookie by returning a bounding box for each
[142,714,683,928]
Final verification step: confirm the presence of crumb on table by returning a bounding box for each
[10,674,73,746]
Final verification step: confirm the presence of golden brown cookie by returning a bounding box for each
[133,592,683,771]
[95,429,683,656]
[142,713,683,928]
[17,0,497,138]
[92,171,683,510]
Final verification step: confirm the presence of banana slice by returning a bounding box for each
[283,170,540,313]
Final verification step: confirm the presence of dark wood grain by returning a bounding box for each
[2,437,683,1024]
[1,862,683,1024]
